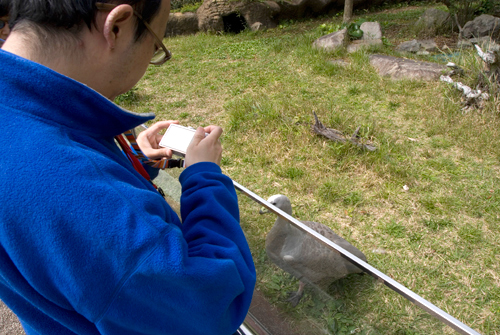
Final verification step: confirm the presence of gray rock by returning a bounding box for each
[165,12,199,37]
[396,39,438,53]
[486,40,500,52]
[416,8,451,34]
[347,38,383,53]
[370,54,448,81]
[419,39,438,52]
[396,39,421,53]
[312,28,348,52]
[462,14,500,40]
[458,36,500,52]
[360,21,382,40]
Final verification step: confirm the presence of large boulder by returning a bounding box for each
[370,54,447,81]
[361,21,382,40]
[415,8,451,35]
[197,0,280,33]
[396,39,421,53]
[462,14,500,40]
[165,12,199,37]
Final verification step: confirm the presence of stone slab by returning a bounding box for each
[370,54,447,81]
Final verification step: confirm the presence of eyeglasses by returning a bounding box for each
[0,20,6,30]
[95,2,171,66]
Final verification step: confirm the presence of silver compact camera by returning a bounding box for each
[159,124,205,157]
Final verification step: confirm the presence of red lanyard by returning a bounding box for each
[115,134,153,182]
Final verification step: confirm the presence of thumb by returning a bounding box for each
[189,127,206,147]
[143,147,173,160]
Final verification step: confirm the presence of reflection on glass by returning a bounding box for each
[158,169,457,334]
[261,194,367,308]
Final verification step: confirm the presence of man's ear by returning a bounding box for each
[102,5,134,50]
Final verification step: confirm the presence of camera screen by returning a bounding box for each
[159,124,197,155]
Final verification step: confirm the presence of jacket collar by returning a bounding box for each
[0,49,155,137]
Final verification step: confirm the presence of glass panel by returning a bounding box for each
[156,169,461,334]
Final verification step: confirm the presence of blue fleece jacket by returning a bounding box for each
[0,49,256,335]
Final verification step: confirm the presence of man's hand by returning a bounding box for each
[184,126,223,167]
[136,120,179,159]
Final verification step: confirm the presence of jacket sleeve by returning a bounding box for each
[96,162,256,335]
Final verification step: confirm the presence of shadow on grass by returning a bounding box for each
[114,87,152,107]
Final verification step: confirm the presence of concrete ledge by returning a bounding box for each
[0,300,25,335]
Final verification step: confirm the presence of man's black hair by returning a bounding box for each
[9,0,162,40]
[0,0,9,17]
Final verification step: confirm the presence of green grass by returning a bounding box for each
[116,2,500,334]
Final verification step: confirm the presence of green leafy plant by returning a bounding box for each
[341,19,367,40]
[172,2,203,13]
[477,0,500,15]
[170,0,201,11]
[317,22,342,35]
[317,19,366,40]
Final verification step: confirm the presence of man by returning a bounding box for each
[0,1,256,335]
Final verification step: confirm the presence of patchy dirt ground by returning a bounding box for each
[433,34,460,49]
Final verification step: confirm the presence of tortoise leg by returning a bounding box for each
[286,281,306,307]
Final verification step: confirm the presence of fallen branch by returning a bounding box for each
[312,112,376,151]
[439,43,498,112]
[474,44,496,65]
[474,43,500,86]
[440,75,489,111]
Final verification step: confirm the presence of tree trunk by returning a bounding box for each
[343,0,353,24]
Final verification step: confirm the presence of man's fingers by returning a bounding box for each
[184,125,224,167]
[204,125,223,138]
[190,126,222,146]
[189,127,208,146]
[142,147,173,160]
